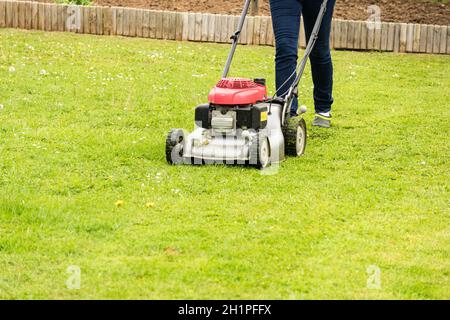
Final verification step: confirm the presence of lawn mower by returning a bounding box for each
[166,0,328,169]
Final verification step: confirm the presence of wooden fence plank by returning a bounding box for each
[83,7,92,34]
[135,9,143,37]
[25,1,32,30]
[96,6,103,35]
[149,10,157,39]
[361,21,369,50]
[157,10,165,39]
[136,9,143,38]
[343,20,350,49]
[68,5,78,33]
[353,21,362,50]
[116,8,123,36]
[333,20,340,49]
[45,3,51,31]
[75,5,83,33]
[131,8,138,37]
[194,12,202,41]
[419,24,427,53]
[399,23,407,52]
[439,25,447,54]
[447,26,450,54]
[386,22,395,51]
[37,3,44,30]
[299,18,306,48]
[246,16,254,45]
[161,11,168,39]
[412,24,421,52]
[252,16,260,45]
[346,20,354,49]
[130,8,137,37]
[228,15,235,44]
[56,4,63,32]
[229,15,237,44]
[213,13,221,42]
[426,24,434,53]
[141,10,149,38]
[52,3,59,31]
[152,11,159,39]
[267,16,274,46]
[156,10,164,39]
[187,12,195,41]
[221,15,230,43]
[83,6,91,34]
[206,14,215,43]
[31,2,38,30]
[18,1,25,29]
[103,7,111,35]
[187,11,194,41]
[111,7,117,35]
[19,1,25,29]
[169,11,176,40]
[393,23,400,52]
[10,1,19,28]
[175,12,183,41]
[6,1,13,28]
[220,15,229,43]
[406,24,414,52]
[374,23,382,50]
[380,22,388,51]
[0,1,5,28]
[12,0,19,28]
[125,8,133,37]
[45,4,53,31]
[89,6,97,35]
[181,12,188,41]
[239,14,247,44]
[367,21,375,50]
[260,16,269,45]
[345,21,355,49]
[432,25,441,54]
[200,12,208,42]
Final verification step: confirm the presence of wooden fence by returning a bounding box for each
[0,0,449,54]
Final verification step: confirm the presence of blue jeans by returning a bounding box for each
[270,0,335,115]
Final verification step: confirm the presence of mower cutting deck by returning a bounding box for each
[166,0,328,169]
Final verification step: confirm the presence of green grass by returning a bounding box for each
[0,29,449,300]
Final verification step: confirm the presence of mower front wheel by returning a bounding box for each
[166,129,186,165]
[284,117,307,156]
[249,133,271,169]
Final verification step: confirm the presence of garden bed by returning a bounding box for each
[91,0,450,26]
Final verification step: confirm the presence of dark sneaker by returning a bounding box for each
[312,114,331,128]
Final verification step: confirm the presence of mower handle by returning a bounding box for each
[222,0,253,78]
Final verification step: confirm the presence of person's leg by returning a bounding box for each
[269,0,302,116]
[302,0,336,116]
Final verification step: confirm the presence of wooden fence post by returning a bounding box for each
[0,1,6,28]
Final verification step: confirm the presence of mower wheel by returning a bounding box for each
[249,133,271,169]
[284,117,307,156]
[166,129,186,165]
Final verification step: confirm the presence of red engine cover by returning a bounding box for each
[208,78,267,105]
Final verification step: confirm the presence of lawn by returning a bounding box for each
[0,29,449,300]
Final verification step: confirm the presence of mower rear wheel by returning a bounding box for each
[166,129,186,165]
[249,133,271,169]
[284,117,307,156]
